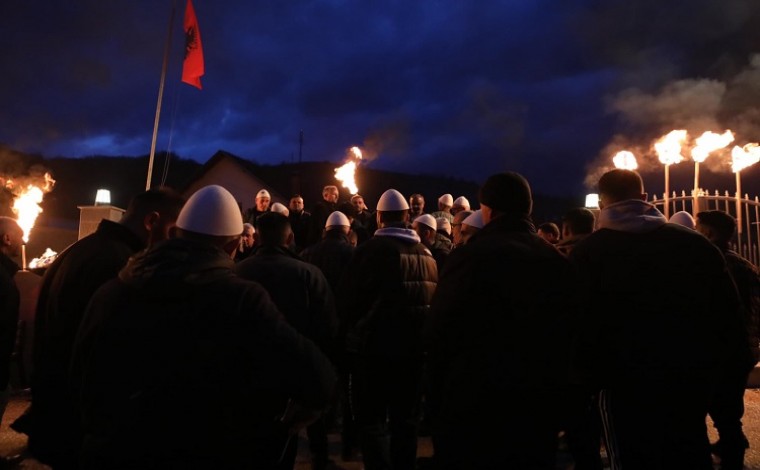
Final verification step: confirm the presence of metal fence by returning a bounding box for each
[650,190,760,266]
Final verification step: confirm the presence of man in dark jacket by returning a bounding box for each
[307,185,339,247]
[696,209,760,469]
[570,170,752,470]
[287,194,311,253]
[0,218,22,427]
[426,172,577,469]
[338,189,438,470]
[29,187,185,469]
[71,185,336,469]
[236,211,338,470]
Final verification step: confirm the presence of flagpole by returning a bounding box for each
[147,1,177,190]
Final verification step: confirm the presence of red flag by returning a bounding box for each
[182,0,204,89]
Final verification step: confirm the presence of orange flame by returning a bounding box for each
[691,130,734,163]
[612,150,638,170]
[334,146,363,195]
[655,130,688,165]
[9,172,55,243]
[730,143,760,173]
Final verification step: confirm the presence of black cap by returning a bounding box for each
[478,172,532,216]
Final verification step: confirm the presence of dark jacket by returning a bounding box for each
[307,200,337,247]
[722,249,760,360]
[71,238,336,469]
[0,252,20,390]
[338,225,438,358]
[30,219,144,463]
[570,201,753,389]
[288,210,312,253]
[300,230,355,295]
[236,245,338,353]
[425,214,577,439]
[244,207,269,228]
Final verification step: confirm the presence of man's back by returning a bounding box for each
[571,223,751,386]
[72,238,336,469]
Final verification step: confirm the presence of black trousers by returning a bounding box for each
[708,369,751,470]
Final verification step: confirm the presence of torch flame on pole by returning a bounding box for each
[654,130,688,219]
[730,143,760,236]
[612,150,638,170]
[8,172,55,269]
[334,146,363,195]
[690,130,734,215]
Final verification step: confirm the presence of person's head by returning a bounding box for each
[175,185,244,257]
[696,210,736,250]
[561,207,596,238]
[240,223,256,250]
[412,214,437,247]
[478,172,532,224]
[436,217,452,238]
[452,210,474,246]
[325,211,351,235]
[669,211,695,230]
[409,194,425,215]
[452,196,471,215]
[351,194,367,212]
[121,187,186,247]
[255,189,271,212]
[256,211,293,247]
[376,189,409,228]
[460,210,484,245]
[537,222,560,244]
[337,201,357,222]
[597,169,646,208]
[0,217,23,258]
[437,194,453,212]
[322,185,339,203]
[270,202,289,217]
[289,194,305,214]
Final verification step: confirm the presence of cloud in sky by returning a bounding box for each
[1,0,760,197]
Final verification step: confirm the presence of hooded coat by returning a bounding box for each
[71,238,336,469]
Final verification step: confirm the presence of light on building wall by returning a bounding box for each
[585,193,599,209]
[95,189,111,205]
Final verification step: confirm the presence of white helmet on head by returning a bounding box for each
[177,185,243,237]
[256,189,271,199]
[413,214,437,231]
[438,193,454,206]
[325,211,350,228]
[437,217,451,235]
[377,189,409,211]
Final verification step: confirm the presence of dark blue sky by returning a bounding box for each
[2,0,760,198]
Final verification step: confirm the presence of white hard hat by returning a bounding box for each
[453,196,470,210]
[256,189,271,199]
[177,185,243,237]
[325,211,350,228]
[436,217,451,235]
[413,214,437,231]
[462,209,484,229]
[270,202,289,216]
[377,189,409,211]
[438,193,454,206]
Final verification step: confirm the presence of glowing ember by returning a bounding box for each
[655,130,688,165]
[691,130,734,163]
[730,143,760,173]
[612,150,638,170]
[334,146,363,195]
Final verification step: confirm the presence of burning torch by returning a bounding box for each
[612,150,638,171]
[654,130,687,219]
[690,130,734,216]
[730,143,760,236]
[335,146,363,195]
[9,173,54,270]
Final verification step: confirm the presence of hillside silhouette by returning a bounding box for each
[0,147,578,225]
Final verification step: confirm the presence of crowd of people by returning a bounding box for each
[0,168,758,470]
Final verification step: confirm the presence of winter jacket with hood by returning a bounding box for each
[71,238,336,469]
